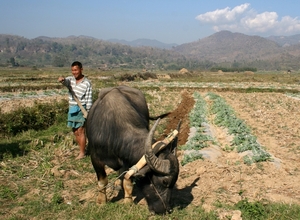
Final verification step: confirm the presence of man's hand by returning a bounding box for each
[58,76,65,83]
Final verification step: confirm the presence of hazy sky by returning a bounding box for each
[1,0,300,44]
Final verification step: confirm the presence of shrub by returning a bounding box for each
[0,100,68,136]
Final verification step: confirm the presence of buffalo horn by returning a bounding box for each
[145,118,161,149]
[145,150,171,175]
[145,119,171,175]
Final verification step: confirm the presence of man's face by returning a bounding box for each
[71,65,83,79]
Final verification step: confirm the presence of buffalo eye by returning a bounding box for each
[162,178,170,187]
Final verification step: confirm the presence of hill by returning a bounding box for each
[174,31,281,61]
[108,38,177,49]
[0,34,185,69]
[266,34,300,46]
[173,30,300,70]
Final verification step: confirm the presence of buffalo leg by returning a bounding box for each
[117,167,133,203]
[91,156,108,204]
[123,177,133,203]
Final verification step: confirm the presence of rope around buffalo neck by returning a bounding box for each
[148,176,168,211]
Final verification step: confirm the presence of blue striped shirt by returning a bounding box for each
[63,76,93,111]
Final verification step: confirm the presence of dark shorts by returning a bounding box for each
[67,107,86,129]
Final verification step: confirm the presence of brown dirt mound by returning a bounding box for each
[164,90,194,145]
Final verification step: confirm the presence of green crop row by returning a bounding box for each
[208,93,272,164]
[181,92,214,165]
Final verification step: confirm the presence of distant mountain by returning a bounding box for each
[35,35,101,43]
[173,30,284,62]
[108,38,178,49]
[266,34,300,47]
[36,35,178,49]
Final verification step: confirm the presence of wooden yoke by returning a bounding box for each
[124,129,179,179]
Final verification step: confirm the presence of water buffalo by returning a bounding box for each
[86,85,180,214]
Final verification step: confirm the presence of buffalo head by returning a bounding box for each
[134,119,180,214]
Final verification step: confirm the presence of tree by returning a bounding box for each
[52,55,66,67]
[9,57,16,66]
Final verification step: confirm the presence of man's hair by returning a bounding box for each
[71,61,82,69]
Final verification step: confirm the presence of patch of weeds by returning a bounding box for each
[223,144,235,152]
[235,161,241,165]
[0,185,17,200]
[76,158,94,173]
[144,92,155,103]
[213,200,227,208]
[54,180,64,191]
[235,199,267,220]
[75,203,150,220]
[156,123,166,137]
[51,192,64,204]
[238,189,246,196]
[0,185,26,201]
[107,171,119,181]
[35,157,53,174]
[255,162,265,171]
[176,205,219,220]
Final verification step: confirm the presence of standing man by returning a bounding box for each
[58,61,92,160]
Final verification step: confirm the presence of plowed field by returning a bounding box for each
[1,81,300,219]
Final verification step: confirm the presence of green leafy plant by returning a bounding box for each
[181,152,204,166]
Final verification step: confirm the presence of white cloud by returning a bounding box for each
[240,11,278,33]
[195,3,250,23]
[195,3,300,36]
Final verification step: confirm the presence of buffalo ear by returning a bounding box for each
[171,139,178,156]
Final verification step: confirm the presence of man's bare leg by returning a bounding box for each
[73,126,86,160]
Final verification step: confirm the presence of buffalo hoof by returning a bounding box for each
[114,179,122,191]
[123,197,133,203]
[96,193,107,204]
